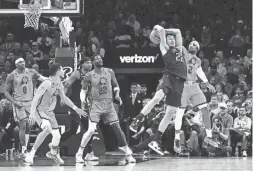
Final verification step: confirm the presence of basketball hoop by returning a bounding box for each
[19,3,42,30]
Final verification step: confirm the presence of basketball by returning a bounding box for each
[149,29,160,45]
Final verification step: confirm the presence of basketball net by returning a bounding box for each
[19,1,43,30]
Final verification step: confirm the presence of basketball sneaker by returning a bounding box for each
[174,139,181,154]
[75,153,84,163]
[24,152,34,164]
[85,152,99,161]
[129,114,145,133]
[148,141,164,155]
[46,148,64,164]
[179,147,190,157]
[125,155,136,163]
[242,151,247,157]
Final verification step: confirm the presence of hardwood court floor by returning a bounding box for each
[0,154,252,171]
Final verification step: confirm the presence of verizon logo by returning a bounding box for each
[120,54,159,63]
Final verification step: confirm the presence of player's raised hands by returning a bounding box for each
[28,115,36,125]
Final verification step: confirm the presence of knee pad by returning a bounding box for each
[41,119,52,133]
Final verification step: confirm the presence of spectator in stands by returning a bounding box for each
[212,103,233,139]
[207,68,223,85]
[105,29,116,48]
[25,52,37,68]
[232,87,246,108]
[48,45,56,59]
[221,75,233,98]
[198,50,209,73]
[37,30,52,47]
[30,42,43,60]
[139,84,150,99]
[38,36,52,55]
[0,33,15,53]
[206,119,232,157]
[243,98,252,119]
[127,14,141,34]
[183,30,195,47]
[232,74,250,96]
[22,42,31,56]
[114,19,133,48]
[243,48,252,69]
[209,95,221,119]
[13,42,24,57]
[217,62,227,77]
[201,26,213,48]
[215,83,229,102]
[0,51,5,66]
[230,106,251,157]
[108,20,116,32]
[134,29,148,48]
[229,29,245,56]
[226,100,238,120]
[3,59,13,74]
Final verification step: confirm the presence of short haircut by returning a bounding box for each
[79,57,91,65]
[211,94,218,99]
[49,63,61,76]
[131,82,138,87]
[141,84,147,88]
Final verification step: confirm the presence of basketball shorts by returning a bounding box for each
[156,74,185,107]
[89,100,119,124]
[12,101,31,122]
[35,110,59,129]
[181,83,207,108]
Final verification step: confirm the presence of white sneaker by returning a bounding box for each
[24,153,34,165]
[46,151,64,164]
[125,155,136,163]
[75,153,84,163]
[148,141,164,155]
[242,151,247,157]
[85,152,99,161]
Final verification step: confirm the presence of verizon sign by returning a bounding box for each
[120,54,159,63]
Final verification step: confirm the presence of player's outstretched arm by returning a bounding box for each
[153,25,169,55]
[109,69,122,104]
[4,74,16,104]
[164,28,182,53]
[63,70,79,93]
[80,73,90,104]
[31,80,51,116]
[196,65,215,93]
[30,69,47,82]
[58,83,87,117]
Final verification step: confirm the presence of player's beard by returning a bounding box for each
[189,49,197,55]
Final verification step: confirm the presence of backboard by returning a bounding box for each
[0,0,82,16]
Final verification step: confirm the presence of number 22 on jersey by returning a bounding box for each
[175,52,184,62]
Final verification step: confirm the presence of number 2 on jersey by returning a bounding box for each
[175,52,184,62]
[188,66,193,74]
[23,86,27,94]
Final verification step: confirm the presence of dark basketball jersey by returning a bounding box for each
[70,69,90,108]
[162,47,187,80]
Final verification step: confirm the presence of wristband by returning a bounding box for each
[114,87,120,92]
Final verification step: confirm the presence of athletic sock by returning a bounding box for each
[77,146,85,155]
